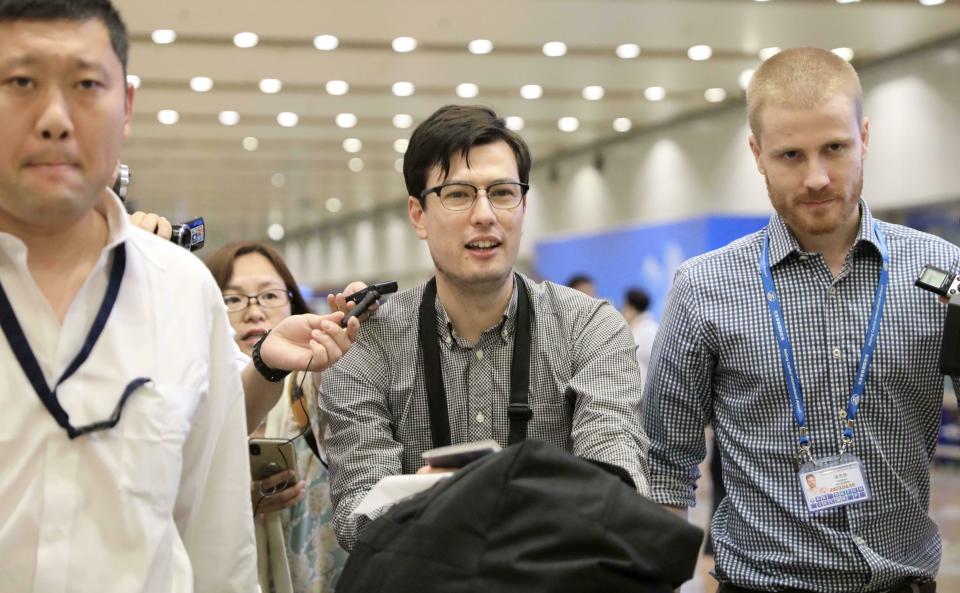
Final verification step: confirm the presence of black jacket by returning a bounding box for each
[337,440,702,593]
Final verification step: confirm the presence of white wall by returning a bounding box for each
[286,38,960,289]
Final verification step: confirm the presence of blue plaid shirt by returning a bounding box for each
[645,202,960,592]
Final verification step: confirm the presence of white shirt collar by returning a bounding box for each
[0,188,133,265]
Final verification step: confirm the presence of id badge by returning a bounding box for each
[798,453,870,512]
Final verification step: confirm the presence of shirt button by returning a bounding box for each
[445,336,452,345]
[476,350,484,360]
[832,347,842,359]
[837,408,847,420]
[475,413,485,423]
[828,287,837,297]
[852,535,866,546]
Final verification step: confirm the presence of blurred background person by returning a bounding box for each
[206,241,348,593]
[566,273,597,297]
[621,287,658,389]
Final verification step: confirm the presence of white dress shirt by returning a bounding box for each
[0,193,257,592]
[629,312,659,389]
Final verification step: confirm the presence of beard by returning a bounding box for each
[766,168,864,238]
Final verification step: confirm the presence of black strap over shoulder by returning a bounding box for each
[419,277,452,448]
[418,274,533,449]
[507,278,532,445]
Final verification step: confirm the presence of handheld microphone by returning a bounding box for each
[340,281,399,327]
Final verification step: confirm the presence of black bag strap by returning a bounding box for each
[418,274,533,448]
[507,278,533,444]
[419,277,452,448]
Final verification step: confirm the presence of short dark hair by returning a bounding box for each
[403,105,532,209]
[566,274,594,289]
[205,241,311,316]
[624,288,651,313]
[0,0,129,73]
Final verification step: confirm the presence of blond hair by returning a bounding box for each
[746,47,863,140]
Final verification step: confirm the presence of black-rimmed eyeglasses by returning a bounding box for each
[223,289,292,313]
[419,181,529,211]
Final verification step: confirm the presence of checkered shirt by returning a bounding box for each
[645,201,960,592]
[320,273,650,550]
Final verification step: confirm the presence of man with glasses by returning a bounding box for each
[319,104,650,550]
[0,1,357,590]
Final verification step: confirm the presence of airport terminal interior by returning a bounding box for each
[23,0,960,590]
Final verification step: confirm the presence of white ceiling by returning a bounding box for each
[111,0,960,246]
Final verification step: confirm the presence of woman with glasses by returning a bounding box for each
[206,241,348,593]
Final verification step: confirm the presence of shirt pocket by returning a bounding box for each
[118,382,199,513]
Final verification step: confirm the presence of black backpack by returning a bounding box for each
[336,440,703,593]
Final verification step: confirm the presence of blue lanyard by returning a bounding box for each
[0,243,150,439]
[759,223,889,452]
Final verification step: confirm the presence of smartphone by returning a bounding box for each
[249,437,297,481]
[421,439,502,469]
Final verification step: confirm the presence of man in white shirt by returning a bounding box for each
[621,288,658,388]
[0,2,357,591]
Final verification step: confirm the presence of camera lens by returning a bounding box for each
[170,224,190,248]
[249,443,261,456]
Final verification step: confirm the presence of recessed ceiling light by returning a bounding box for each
[919,0,946,5]
[759,47,782,61]
[325,80,349,95]
[505,116,524,131]
[557,116,579,132]
[612,117,632,133]
[704,88,727,103]
[582,85,604,101]
[394,158,404,173]
[542,41,567,57]
[394,138,409,154]
[687,45,713,61]
[242,136,259,151]
[126,74,141,89]
[831,47,855,61]
[835,0,860,4]
[644,86,666,101]
[233,32,259,48]
[189,76,213,92]
[313,34,339,50]
[520,84,543,100]
[468,39,493,54]
[267,223,285,241]
[753,0,772,2]
[259,78,282,94]
[218,110,240,126]
[157,110,179,125]
[392,81,415,97]
[271,173,286,188]
[456,83,479,98]
[335,113,358,128]
[392,36,418,53]
[393,114,413,129]
[151,29,176,45]
[348,157,364,172]
[326,198,342,213]
[277,112,298,127]
[342,138,363,153]
[739,69,755,90]
[616,43,641,59]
